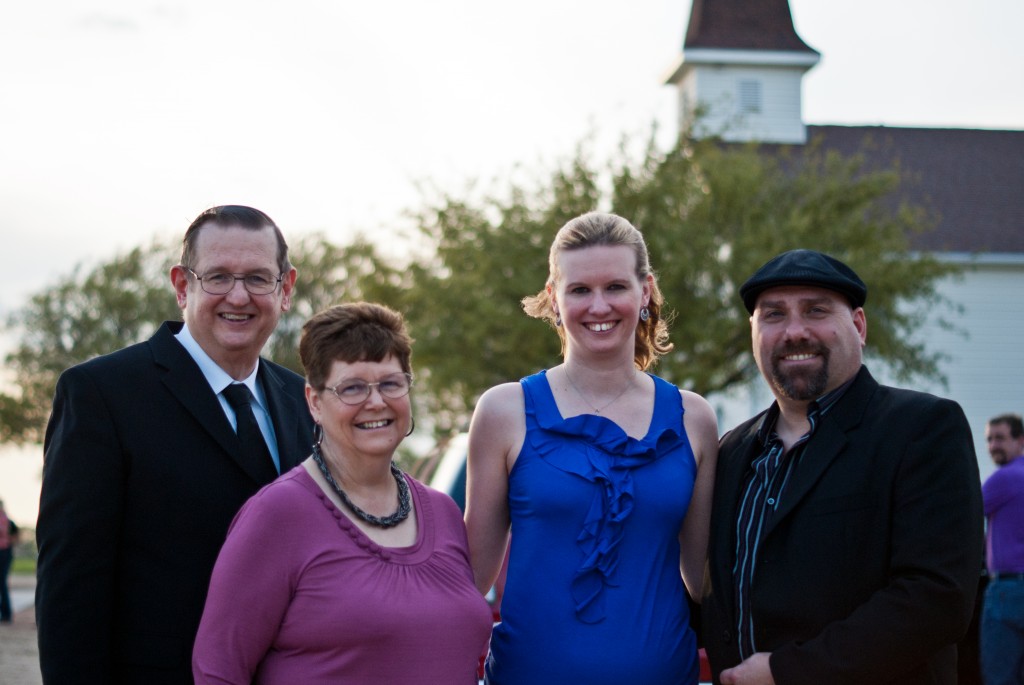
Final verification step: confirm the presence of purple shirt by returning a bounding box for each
[193,466,492,684]
[982,456,1024,573]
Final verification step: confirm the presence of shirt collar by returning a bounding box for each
[756,374,858,446]
[174,323,261,398]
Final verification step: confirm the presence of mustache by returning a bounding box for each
[774,343,827,358]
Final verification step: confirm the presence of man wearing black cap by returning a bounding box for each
[702,249,984,685]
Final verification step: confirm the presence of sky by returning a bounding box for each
[1,0,1022,524]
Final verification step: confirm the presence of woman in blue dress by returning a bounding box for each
[466,211,718,684]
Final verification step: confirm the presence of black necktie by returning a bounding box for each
[222,384,278,482]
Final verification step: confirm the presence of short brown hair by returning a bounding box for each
[522,211,672,370]
[299,302,413,389]
[180,205,291,274]
[989,413,1024,439]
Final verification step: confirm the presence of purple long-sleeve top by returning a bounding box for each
[982,456,1024,573]
[193,465,492,684]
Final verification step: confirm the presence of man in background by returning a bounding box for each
[36,205,315,684]
[703,249,983,685]
[980,413,1024,685]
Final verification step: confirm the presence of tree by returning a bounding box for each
[400,132,958,433]
[0,233,404,445]
[612,135,956,394]
[2,240,179,445]
[401,152,603,430]
[267,233,412,374]
[2,132,959,445]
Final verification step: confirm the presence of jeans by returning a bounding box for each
[0,546,12,621]
[981,577,1024,685]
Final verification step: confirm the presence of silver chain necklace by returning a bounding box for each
[563,367,635,414]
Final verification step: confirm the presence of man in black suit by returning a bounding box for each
[703,250,983,685]
[36,205,315,684]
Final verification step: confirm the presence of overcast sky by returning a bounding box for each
[0,0,1021,521]
[2,0,1021,314]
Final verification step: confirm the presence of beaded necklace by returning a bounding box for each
[311,443,411,528]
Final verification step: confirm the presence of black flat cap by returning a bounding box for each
[740,249,867,314]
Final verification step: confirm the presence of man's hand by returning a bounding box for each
[720,652,775,685]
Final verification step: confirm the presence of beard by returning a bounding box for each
[769,344,830,401]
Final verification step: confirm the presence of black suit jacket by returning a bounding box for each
[36,321,314,684]
[703,366,983,685]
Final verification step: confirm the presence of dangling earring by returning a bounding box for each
[639,306,650,322]
[554,312,562,327]
[405,416,416,437]
[312,422,324,449]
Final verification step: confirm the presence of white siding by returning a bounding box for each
[876,260,1024,482]
[682,65,809,144]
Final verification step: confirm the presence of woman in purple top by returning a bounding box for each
[193,303,492,684]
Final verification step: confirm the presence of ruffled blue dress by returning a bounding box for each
[485,370,699,685]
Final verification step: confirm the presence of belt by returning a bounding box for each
[991,572,1024,581]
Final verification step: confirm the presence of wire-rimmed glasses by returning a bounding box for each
[185,268,283,295]
[325,373,414,405]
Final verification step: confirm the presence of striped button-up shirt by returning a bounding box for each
[733,380,853,659]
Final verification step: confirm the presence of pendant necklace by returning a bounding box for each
[563,366,635,414]
[311,443,411,528]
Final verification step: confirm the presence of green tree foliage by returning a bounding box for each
[612,135,956,394]
[1,240,179,444]
[401,152,604,430]
[1,132,958,444]
[0,233,407,444]
[268,233,412,374]
[401,133,957,433]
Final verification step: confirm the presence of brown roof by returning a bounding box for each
[684,0,819,53]
[805,126,1024,254]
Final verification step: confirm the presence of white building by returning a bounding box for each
[664,0,1024,481]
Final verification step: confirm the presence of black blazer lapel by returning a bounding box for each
[764,419,849,534]
[259,361,311,472]
[151,323,238,454]
[150,322,280,485]
[763,367,877,535]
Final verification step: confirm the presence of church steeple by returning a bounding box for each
[683,0,818,52]
[664,0,820,143]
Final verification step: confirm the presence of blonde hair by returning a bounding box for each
[522,212,671,370]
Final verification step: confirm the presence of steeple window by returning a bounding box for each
[738,79,762,114]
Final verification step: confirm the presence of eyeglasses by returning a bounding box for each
[185,268,283,295]
[325,373,413,405]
